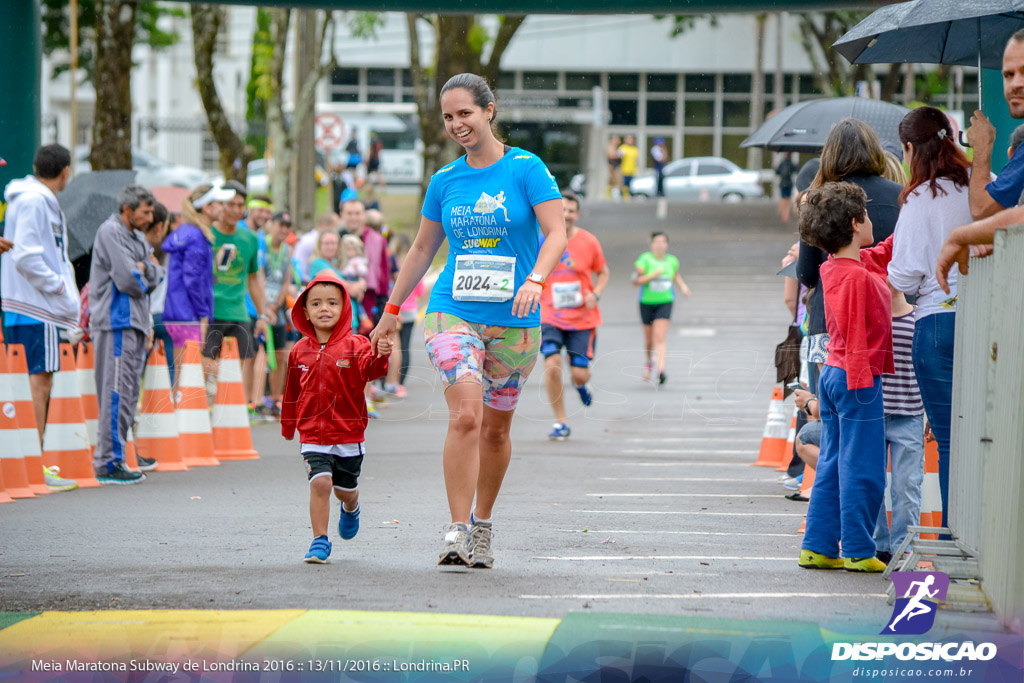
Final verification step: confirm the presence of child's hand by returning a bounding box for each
[376,335,394,356]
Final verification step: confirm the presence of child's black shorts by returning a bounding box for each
[302,450,363,490]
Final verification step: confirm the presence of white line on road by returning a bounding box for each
[597,477,777,482]
[586,493,781,498]
[533,555,792,561]
[625,437,761,443]
[572,509,804,517]
[556,529,799,537]
[519,593,888,600]
[678,328,716,337]
[633,462,754,467]
[624,449,754,455]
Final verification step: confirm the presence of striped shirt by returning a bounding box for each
[882,313,924,416]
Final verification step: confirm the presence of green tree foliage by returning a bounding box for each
[246,8,274,158]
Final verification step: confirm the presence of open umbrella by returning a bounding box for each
[741,97,911,153]
[58,169,136,261]
[149,185,191,213]
[833,1,1024,76]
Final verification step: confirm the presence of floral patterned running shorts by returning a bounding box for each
[424,312,541,411]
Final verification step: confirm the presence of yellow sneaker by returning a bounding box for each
[42,465,78,493]
[798,549,844,569]
[844,556,887,572]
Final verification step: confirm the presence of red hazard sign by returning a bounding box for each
[314,113,345,150]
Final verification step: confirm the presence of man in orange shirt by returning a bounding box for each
[540,191,610,441]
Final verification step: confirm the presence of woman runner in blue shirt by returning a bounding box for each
[371,73,567,569]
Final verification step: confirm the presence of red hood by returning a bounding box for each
[291,271,353,343]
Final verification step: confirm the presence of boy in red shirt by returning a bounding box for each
[797,182,894,573]
[281,272,391,563]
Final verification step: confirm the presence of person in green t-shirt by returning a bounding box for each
[203,184,269,404]
[633,231,691,385]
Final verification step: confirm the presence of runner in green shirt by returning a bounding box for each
[633,231,691,385]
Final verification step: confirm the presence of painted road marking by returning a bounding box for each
[678,328,716,337]
[586,493,780,498]
[625,437,761,443]
[633,462,754,467]
[557,529,799,537]
[572,510,804,517]
[623,449,754,455]
[533,556,793,561]
[597,477,777,482]
[519,593,889,600]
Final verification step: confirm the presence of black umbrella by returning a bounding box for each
[740,97,911,153]
[58,169,136,261]
[833,1,1024,73]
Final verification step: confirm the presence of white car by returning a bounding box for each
[630,156,765,202]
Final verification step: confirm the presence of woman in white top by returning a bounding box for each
[887,106,973,532]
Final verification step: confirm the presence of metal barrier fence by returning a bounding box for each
[950,226,1024,633]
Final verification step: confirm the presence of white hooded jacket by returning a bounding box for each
[1,175,81,329]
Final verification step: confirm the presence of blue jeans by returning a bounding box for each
[802,365,887,559]
[873,413,925,554]
[912,312,954,529]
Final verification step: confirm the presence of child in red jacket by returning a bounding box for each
[797,182,895,574]
[281,271,391,564]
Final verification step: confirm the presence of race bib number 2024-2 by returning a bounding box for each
[453,254,516,302]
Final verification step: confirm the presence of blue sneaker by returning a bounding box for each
[304,535,332,564]
[575,383,593,406]
[548,422,571,441]
[782,473,804,491]
[339,504,360,540]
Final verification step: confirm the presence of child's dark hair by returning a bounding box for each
[651,231,668,242]
[561,189,581,208]
[150,201,169,230]
[798,182,867,254]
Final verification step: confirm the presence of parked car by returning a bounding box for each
[75,147,211,189]
[630,156,764,202]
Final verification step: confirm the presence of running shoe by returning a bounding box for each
[96,462,145,486]
[42,465,78,492]
[798,549,844,570]
[366,398,378,419]
[658,371,667,386]
[575,383,593,406]
[548,422,571,441]
[468,520,494,569]
[782,473,803,490]
[438,523,471,566]
[643,362,652,381]
[339,504,360,540]
[844,556,887,573]
[136,455,159,472]
[304,535,332,564]
[395,385,407,398]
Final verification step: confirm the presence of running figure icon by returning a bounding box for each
[887,574,939,633]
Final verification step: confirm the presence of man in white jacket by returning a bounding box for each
[1,144,80,449]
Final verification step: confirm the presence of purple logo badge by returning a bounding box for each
[883,571,949,635]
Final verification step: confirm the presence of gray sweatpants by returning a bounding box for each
[93,328,147,471]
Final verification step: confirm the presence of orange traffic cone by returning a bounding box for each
[41,344,99,488]
[136,341,187,471]
[4,345,49,495]
[776,408,799,471]
[212,338,259,461]
[753,387,788,467]
[0,350,35,498]
[176,340,219,467]
[919,438,942,540]
[0,463,13,504]
[800,462,815,498]
[76,341,99,453]
[123,426,139,471]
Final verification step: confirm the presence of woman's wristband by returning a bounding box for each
[384,302,401,316]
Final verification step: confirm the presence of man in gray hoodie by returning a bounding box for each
[1,144,80,454]
[89,185,164,485]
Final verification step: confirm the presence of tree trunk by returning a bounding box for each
[267,8,292,209]
[90,0,135,170]
[747,13,766,171]
[191,3,251,184]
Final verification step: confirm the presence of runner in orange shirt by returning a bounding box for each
[540,190,610,440]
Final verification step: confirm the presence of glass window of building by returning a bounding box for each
[646,100,676,126]
[332,68,359,87]
[723,73,751,93]
[609,98,638,125]
[523,71,558,90]
[684,134,714,158]
[497,72,515,91]
[723,101,751,128]
[608,73,640,92]
[566,72,601,91]
[684,100,714,126]
[646,74,677,93]
[685,74,715,93]
[367,92,394,103]
[798,74,823,95]
[721,135,749,167]
[401,69,413,87]
[367,68,395,87]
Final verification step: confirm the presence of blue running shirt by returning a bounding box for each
[423,148,561,327]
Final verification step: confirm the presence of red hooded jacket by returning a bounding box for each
[281,271,388,444]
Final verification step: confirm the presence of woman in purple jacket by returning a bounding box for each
[160,183,231,392]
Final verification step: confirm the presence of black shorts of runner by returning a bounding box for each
[639,302,673,326]
[303,452,364,490]
[540,325,596,368]
[203,319,256,359]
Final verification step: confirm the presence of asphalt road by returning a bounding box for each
[0,200,895,633]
